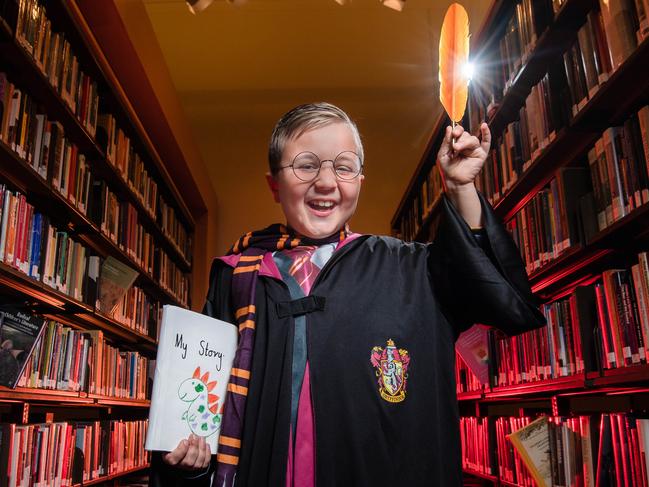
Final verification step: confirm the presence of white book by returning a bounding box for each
[145,305,238,453]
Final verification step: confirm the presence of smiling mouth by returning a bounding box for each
[308,200,337,212]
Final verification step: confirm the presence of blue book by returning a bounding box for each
[29,213,42,280]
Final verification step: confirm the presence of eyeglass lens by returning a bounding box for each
[292,152,362,181]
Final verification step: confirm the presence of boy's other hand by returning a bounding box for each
[162,433,212,471]
[437,122,491,191]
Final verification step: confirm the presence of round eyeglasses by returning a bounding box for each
[279,151,363,182]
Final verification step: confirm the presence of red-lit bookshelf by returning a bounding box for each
[0,0,195,485]
[393,0,649,485]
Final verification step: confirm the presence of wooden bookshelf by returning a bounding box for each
[396,0,649,484]
[0,387,151,408]
[0,1,197,484]
[0,25,192,272]
[494,35,649,222]
[394,4,649,244]
[75,465,150,487]
[487,0,596,138]
[463,468,499,483]
[0,386,95,405]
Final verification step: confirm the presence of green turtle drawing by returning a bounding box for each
[178,366,223,437]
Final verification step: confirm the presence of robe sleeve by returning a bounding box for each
[148,259,234,487]
[428,191,546,337]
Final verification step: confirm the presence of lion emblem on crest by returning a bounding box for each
[370,339,410,403]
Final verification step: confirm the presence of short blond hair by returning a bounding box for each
[268,102,364,174]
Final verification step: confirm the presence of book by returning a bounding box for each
[145,305,238,453]
[97,255,138,315]
[0,306,46,388]
[455,324,490,385]
[0,419,148,486]
[507,415,553,487]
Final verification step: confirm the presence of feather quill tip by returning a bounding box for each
[438,2,470,123]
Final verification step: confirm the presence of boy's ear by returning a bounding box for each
[266,172,281,203]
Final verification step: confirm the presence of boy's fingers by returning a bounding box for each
[453,133,480,153]
[199,437,209,468]
[162,439,189,466]
[439,126,453,158]
[180,435,199,468]
[193,437,207,469]
[480,122,492,152]
[451,124,464,139]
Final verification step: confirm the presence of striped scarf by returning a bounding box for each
[215,223,348,486]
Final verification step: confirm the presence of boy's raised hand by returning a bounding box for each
[437,122,491,191]
[162,433,212,472]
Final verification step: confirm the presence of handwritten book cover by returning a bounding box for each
[145,305,238,452]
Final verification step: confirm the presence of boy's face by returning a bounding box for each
[266,122,364,239]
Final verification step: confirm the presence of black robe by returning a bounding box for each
[150,193,546,486]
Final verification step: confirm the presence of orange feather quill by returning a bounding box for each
[439,3,470,123]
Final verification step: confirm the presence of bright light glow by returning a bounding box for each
[462,61,475,80]
[382,0,406,11]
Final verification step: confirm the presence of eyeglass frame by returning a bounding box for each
[277,151,364,182]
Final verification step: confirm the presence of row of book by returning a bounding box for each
[95,112,193,265]
[502,107,649,274]
[563,8,613,118]
[17,321,149,399]
[396,0,649,241]
[0,75,95,211]
[96,181,155,276]
[455,353,483,395]
[0,419,149,487]
[504,166,590,275]
[158,196,191,262]
[395,156,443,240]
[466,414,649,487]
[499,0,553,96]
[96,114,159,221]
[95,117,191,264]
[460,416,492,476]
[0,185,94,302]
[157,249,189,306]
[112,285,162,338]
[0,188,169,336]
[0,72,192,271]
[588,112,649,232]
[0,9,191,264]
[497,415,595,487]
[397,0,649,241]
[475,10,649,210]
[491,254,649,389]
[13,0,100,138]
[0,184,189,308]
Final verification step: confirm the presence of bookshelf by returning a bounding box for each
[0,0,197,485]
[393,0,649,485]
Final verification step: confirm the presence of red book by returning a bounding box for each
[13,193,25,270]
[596,280,618,369]
[611,414,624,486]
[628,418,644,487]
[617,414,632,487]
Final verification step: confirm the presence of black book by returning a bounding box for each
[0,306,46,388]
[572,285,599,373]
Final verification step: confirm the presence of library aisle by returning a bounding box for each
[1,0,649,486]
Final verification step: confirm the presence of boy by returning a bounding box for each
[150,102,545,486]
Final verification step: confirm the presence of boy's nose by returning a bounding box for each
[314,160,337,187]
